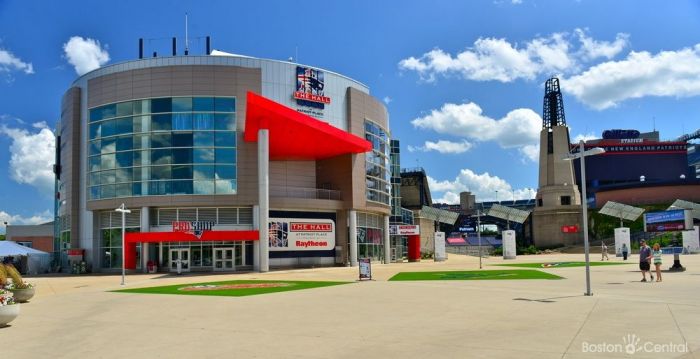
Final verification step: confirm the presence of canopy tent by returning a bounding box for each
[0,241,51,275]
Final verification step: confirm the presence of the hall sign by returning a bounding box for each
[268,218,335,251]
[389,225,420,235]
[294,66,330,108]
[172,221,215,239]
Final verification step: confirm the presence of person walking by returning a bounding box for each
[639,240,652,282]
[622,243,629,261]
[652,243,663,282]
[601,241,609,261]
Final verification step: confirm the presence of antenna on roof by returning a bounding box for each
[184,12,189,56]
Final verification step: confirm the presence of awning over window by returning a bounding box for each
[244,92,372,160]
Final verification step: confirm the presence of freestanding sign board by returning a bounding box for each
[434,232,446,261]
[502,230,516,259]
[614,227,631,258]
[358,258,372,280]
[682,226,700,254]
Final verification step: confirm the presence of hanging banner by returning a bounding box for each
[268,218,335,251]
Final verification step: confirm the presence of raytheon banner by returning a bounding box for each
[268,218,335,251]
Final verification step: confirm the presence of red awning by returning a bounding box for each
[244,92,372,160]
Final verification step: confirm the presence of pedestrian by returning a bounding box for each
[622,243,628,261]
[601,241,609,261]
[652,243,663,282]
[639,240,652,282]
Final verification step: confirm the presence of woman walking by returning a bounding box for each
[652,243,663,282]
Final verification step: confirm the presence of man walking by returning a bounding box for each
[601,241,609,261]
[639,240,652,282]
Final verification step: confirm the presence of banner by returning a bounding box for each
[644,209,690,232]
[268,218,335,251]
[359,258,372,280]
[389,225,420,235]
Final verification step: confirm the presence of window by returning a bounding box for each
[364,120,391,205]
[560,196,571,205]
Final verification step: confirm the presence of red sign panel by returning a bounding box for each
[293,91,331,104]
[561,225,579,233]
[290,222,333,232]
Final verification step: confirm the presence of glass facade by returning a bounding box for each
[88,97,237,200]
[99,210,141,269]
[365,120,391,205]
[357,212,385,262]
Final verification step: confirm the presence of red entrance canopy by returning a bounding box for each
[244,92,372,160]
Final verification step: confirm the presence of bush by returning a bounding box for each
[3,264,32,289]
[517,245,538,255]
[492,247,503,256]
[421,251,434,260]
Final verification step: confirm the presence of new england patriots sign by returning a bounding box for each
[294,66,331,109]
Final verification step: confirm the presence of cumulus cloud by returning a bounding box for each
[562,45,700,109]
[408,139,474,154]
[0,210,53,234]
[428,169,535,204]
[0,48,34,75]
[383,96,392,104]
[411,102,541,161]
[572,132,598,143]
[398,29,628,83]
[63,36,110,75]
[0,120,56,196]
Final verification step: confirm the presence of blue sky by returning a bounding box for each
[1,0,700,232]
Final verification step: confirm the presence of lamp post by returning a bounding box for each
[476,210,482,269]
[563,141,605,296]
[115,203,131,286]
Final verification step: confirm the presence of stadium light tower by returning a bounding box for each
[563,141,605,296]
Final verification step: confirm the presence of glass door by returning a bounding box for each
[169,248,191,273]
[213,247,234,271]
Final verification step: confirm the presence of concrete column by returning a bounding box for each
[258,129,270,272]
[384,215,391,264]
[140,207,149,273]
[349,210,358,266]
[252,205,260,271]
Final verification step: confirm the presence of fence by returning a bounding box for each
[446,245,494,257]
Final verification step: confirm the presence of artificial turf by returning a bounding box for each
[388,269,563,281]
[112,279,350,297]
[496,261,630,269]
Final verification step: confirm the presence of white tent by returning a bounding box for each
[0,241,51,275]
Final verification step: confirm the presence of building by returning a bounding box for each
[688,143,700,179]
[5,222,54,253]
[399,167,438,253]
[54,40,395,273]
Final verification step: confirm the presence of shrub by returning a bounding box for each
[3,264,33,289]
[0,265,7,287]
[492,247,503,256]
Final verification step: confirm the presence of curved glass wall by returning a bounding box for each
[88,97,237,199]
[364,120,391,205]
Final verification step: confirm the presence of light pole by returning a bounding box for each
[476,211,482,269]
[115,203,131,286]
[563,141,605,296]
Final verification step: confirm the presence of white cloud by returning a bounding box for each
[63,36,110,76]
[398,29,629,83]
[561,45,700,109]
[0,121,56,196]
[0,48,34,74]
[383,96,392,104]
[519,144,540,162]
[411,102,542,161]
[408,139,474,154]
[428,169,535,204]
[572,132,598,143]
[0,210,52,234]
[512,0,523,4]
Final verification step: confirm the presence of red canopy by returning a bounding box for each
[244,92,372,160]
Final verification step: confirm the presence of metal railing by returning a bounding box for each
[270,186,342,200]
[446,245,494,257]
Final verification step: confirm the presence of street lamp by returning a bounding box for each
[114,203,131,286]
[476,210,483,269]
[563,140,605,296]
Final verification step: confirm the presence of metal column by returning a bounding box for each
[258,129,270,272]
[349,210,358,266]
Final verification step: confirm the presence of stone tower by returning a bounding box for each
[532,78,583,247]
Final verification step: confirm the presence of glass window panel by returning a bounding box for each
[193,97,214,111]
[133,150,143,166]
[172,180,193,195]
[215,114,236,130]
[116,183,131,197]
[90,186,100,200]
[151,133,172,148]
[101,104,116,120]
[173,148,193,164]
[132,182,142,196]
[215,132,236,147]
[116,102,133,117]
[193,131,214,147]
[193,180,215,195]
[133,167,142,181]
[193,165,215,180]
[150,165,171,180]
[172,113,193,130]
[172,97,192,112]
[102,120,116,137]
[215,97,235,112]
[132,135,144,150]
[116,136,132,151]
[101,169,116,184]
[172,132,193,147]
[215,165,236,180]
[151,98,172,113]
[172,165,193,179]
[193,148,215,163]
[90,140,101,156]
[215,148,236,164]
[215,180,236,194]
[101,153,116,169]
[149,181,172,195]
[89,109,100,122]
[101,184,115,198]
[193,113,215,130]
[90,156,101,172]
[116,152,133,168]
[151,114,172,131]
[115,167,132,183]
[90,123,101,139]
[133,116,142,133]
[134,115,150,133]
[134,100,150,115]
[151,149,172,165]
[89,172,100,186]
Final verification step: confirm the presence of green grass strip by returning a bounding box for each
[388,269,562,281]
[496,261,631,269]
[112,279,350,297]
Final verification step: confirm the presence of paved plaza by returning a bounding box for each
[2,253,699,358]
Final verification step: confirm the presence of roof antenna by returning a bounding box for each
[184,12,189,55]
[653,116,656,132]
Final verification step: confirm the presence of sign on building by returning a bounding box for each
[172,221,215,239]
[389,225,420,235]
[644,209,692,232]
[268,218,335,251]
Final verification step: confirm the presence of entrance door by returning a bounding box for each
[169,248,191,273]
[213,248,234,271]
